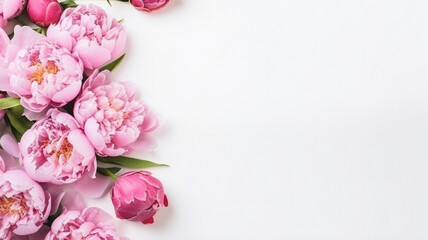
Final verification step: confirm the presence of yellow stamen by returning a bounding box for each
[0,195,28,216]
[28,60,59,84]
[55,138,73,160]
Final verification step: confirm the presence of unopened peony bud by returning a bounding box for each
[27,0,62,27]
[111,171,168,224]
[130,0,169,12]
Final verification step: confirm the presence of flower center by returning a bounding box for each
[0,195,28,216]
[55,138,73,160]
[28,60,59,84]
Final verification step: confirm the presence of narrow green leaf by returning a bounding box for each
[60,0,78,8]
[8,105,24,116]
[98,167,121,175]
[0,97,20,110]
[97,167,118,180]
[3,115,22,141]
[99,53,126,72]
[97,156,169,169]
[45,204,62,227]
[118,18,125,23]
[6,106,34,135]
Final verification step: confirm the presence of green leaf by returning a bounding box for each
[60,0,78,8]
[118,18,125,23]
[97,156,169,169]
[6,106,34,135]
[99,53,125,72]
[0,97,21,110]
[45,204,63,227]
[34,27,47,36]
[3,115,22,141]
[97,167,118,180]
[98,167,121,175]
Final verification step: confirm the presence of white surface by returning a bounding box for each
[84,0,428,239]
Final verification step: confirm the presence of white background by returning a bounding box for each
[82,0,428,239]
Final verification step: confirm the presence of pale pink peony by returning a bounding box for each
[0,26,84,112]
[111,171,168,224]
[74,70,158,156]
[47,4,126,70]
[0,170,51,240]
[0,0,26,28]
[20,109,97,184]
[45,207,125,240]
[130,0,169,12]
[27,0,63,27]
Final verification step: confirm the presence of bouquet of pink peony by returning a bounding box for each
[0,1,170,239]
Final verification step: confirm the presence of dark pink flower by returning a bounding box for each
[27,0,63,27]
[130,0,169,12]
[111,171,168,224]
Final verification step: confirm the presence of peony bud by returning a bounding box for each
[130,0,169,12]
[111,171,168,224]
[27,0,62,27]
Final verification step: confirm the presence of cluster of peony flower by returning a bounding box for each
[0,2,169,240]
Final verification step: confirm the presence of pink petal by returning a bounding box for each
[11,26,44,49]
[73,173,112,199]
[51,80,82,104]
[0,27,10,55]
[46,26,73,51]
[2,0,22,19]
[84,118,106,153]
[0,132,19,158]
[61,191,86,212]
[74,41,111,69]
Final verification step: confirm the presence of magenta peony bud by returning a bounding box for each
[111,171,168,224]
[27,0,62,27]
[130,0,169,12]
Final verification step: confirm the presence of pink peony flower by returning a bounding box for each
[47,4,126,70]
[111,171,168,224]
[130,0,169,12]
[20,109,97,184]
[0,169,51,240]
[0,26,84,112]
[74,70,158,156]
[45,207,125,240]
[27,0,63,27]
[0,0,26,28]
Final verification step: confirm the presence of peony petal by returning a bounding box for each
[0,132,19,158]
[73,173,111,199]
[11,26,44,48]
[46,26,73,51]
[60,191,86,212]
[0,27,10,55]
[84,118,106,153]
[2,0,22,19]
[51,80,82,104]
[74,41,111,69]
